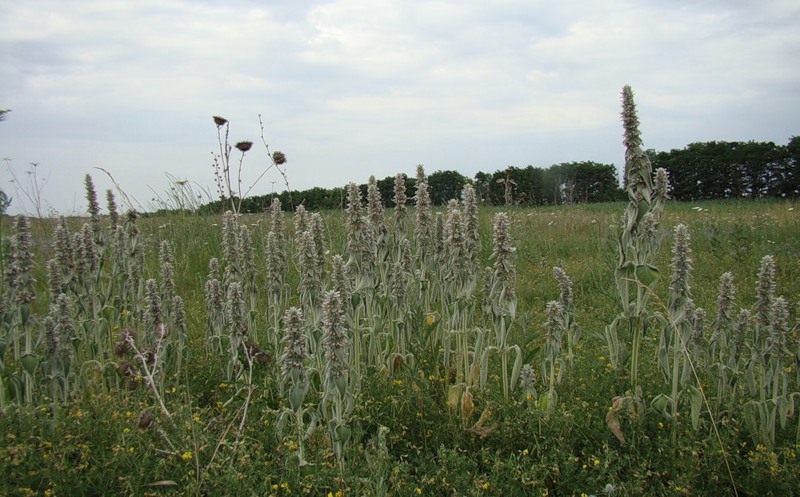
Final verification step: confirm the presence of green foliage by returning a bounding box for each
[650,138,799,200]
[1,174,799,495]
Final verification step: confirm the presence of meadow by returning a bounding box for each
[1,190,798,496]
[1,86,799,496]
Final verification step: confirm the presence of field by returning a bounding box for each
[1,192,799,497]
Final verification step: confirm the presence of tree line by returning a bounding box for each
[648,137,799,201]
[198,137,798,214]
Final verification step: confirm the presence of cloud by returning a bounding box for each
[1,0,798,215]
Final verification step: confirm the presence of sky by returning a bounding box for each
[1,0,798,215]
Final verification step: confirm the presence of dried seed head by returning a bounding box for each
[118,361,135,377]
[235,141,253,152]
[272,151,287,165]
[138,408,154,430]
[213,115,228,127]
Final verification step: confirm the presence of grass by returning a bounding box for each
[1,198,799,497]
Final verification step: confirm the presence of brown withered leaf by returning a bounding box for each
[606,396,627,447]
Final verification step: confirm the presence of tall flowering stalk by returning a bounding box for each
[264,227,288,352]
[441,200,478,390]
[224,281,248,381]
[43,293,76,405]
[320,290,353,468]
[309,213,327,279]
[480,212,522,400]
[652,224,704,443]
[605,85,669,397]
[297,230,322,308]
[444,200,467,277]
[276,307,314,466]
[743,256,795,450]
[392,173,408,232]
[414,165,433,261]
[367,175,387,243]
[269,197,286,247]
[106,189,119,229]
[462,183,480,270]
[710,272,740,412]
[540,300,565,413]
[5,215,37,404]
[205,258,224,355]
[159,241,175,310]
[84,174,101,234]
[553,267,579,365]
[345,182,375,271]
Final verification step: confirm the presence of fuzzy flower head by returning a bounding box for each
[390,261,406,302]
[445,199,466,269]
[621,85,641,152]
[159,240,175,300]
[367,175,386,229]
[552,267,574,313]
[491,212,515,278]
[715,272,736,332]
[669,223,692,305]
[330,254,352,303]
[654,168,670,203]
[293,204,308,238]
[106,189,119,228]
[225,282,248,336]
[145,279,163,335]
[414,165,433,247]
[462,184,480,265]
[321,290,349,395]
[84,174,100,222]
[269,197,285,241]
[393,173,408,216]
[9,215,36,305]
[519,363,537,391]
[46,293,76,360]
[281,307,308,388]
[265,230,285,289]
[755,254,776,328]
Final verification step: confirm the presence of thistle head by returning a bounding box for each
[235,141,252,152]
[272,151,287,165]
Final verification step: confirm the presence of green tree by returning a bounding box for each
[428,170,467,205]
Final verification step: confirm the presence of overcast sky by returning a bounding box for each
[1,0,798,215]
